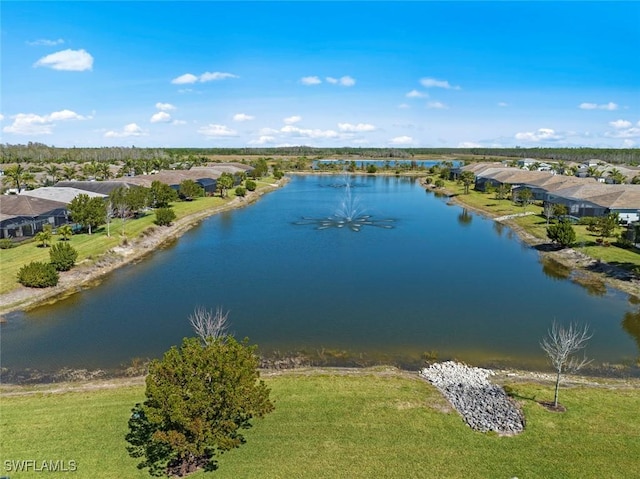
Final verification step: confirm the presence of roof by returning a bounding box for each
[55,181,135,195]
[550,184,640,210]
[0,195,67,222]
[21,187,106,204]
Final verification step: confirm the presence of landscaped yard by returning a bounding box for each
[1,369,639,478]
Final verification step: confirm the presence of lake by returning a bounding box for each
[2,175,639,376]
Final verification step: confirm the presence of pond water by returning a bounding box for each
[2,175,639,375]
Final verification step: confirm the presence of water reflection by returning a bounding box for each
[622,309,640,353]
[457,209,473,227]
[540,257,572,281]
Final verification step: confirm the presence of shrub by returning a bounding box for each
[0,238,15,249]
[155,207,176,226]
[245,179,257,192]
[547,220,576,248]
[366,164,377,174]
[17,261,59,288]
[49,242,78,271]
[235,186,247,197]
[434,179,445,188]
[273,170,284,180]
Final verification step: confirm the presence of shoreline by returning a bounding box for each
[421,180,640,299]
[0,178,287,320]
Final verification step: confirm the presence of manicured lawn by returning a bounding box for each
[0,180,274,295]
[1,370,639,478]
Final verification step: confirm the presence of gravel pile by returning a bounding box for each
[420,361,525,435]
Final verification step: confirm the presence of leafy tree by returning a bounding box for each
[57,224,74,241]
[17,261,59,288]
[459,171,475,194]
[49,242,78,271]
[245,179,257,192]
[516,188,533,209]
[596,212,620,239]
[155,207,176,226]
[125,335,274,476]
[540,322,592,408]
[179,180,203,201]
[250,158,268,178]
[149,180,178,208]
[495,183,511,200]
[366,164,377,174]
[434,179,445,188]
[68,194,106,235]
[546,220,576,248]
[35,224,53,247]
[235,186,246,197]
[216,173,234,198]
[552,203,568,218]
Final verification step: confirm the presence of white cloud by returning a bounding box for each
[0,114,4,121]
[3,110,88,135]
[610,119,632,129]
[398,103,410,109]
[172,120,187,125]
[48,109,87,121]
[27,38,64,46]
[233,113,255,122]
[498,102,509,107]
[420,77,460,90]
[337,76,355,87]
[171,73,199,84]
[155,102,176,111]
[515,128,564,142]
[326,76,356,86]
[150,111,172,123]
[283,115,302,125]
[249,135,276,145]
[280,125,338,139]
[427,101,448,109]
[622,139,636,147]
[300,76,322,85]
[34,49,93,71]
[338,122,376,132]
[171,72,237,85]
[406,89,427,98]
[390,136,413,145]
[604,120,640,139]
[197,124,238,137]
[104,123,146,138]
[458,141,483,148]
[579,102,618,111]
[199,71,238,82]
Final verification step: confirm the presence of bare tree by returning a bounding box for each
[189,306,229,344]
[540,322,592,407]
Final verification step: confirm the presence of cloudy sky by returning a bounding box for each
[1,1,639,148]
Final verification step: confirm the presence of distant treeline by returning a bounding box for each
[1,143,638,165]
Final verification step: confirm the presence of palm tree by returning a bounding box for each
[45,164,61,184]
[2,163,34,192]
[586,166,601,178]
[35,225,53,247]
[61,165,77,181]
[608,168,626,184]
[57,224,73,241]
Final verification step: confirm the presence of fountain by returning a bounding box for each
[294,176,395,232]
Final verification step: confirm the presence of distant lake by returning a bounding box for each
[2,175,639,376]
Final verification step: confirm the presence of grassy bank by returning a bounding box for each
[432,178,640,271]
[0,178,277,296]
[1,368,639,478]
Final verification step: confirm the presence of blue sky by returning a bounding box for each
[1,1,639,148]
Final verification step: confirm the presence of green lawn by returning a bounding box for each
[0,180,275,295]
[437,177,640,269]
[1,370,639,478]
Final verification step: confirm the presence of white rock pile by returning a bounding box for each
[420,361,525,435]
